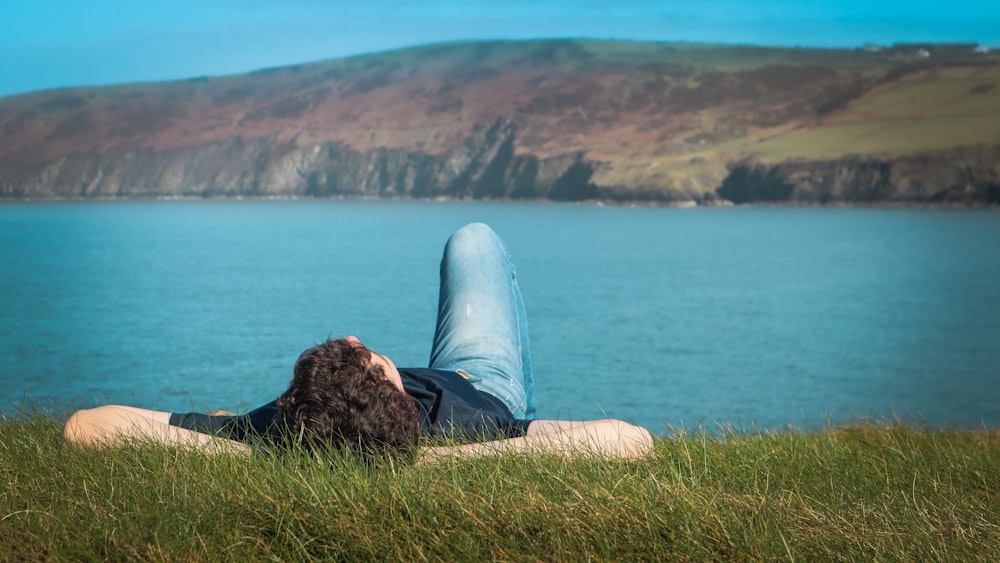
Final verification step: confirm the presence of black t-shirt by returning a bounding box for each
[169,368,531,444]
[400,368,532,441]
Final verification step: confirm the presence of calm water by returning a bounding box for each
[1,200,998,433]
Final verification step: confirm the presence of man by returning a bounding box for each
[64,223,653,462]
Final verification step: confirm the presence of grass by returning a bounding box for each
[2,414,999,561]
[745,65,1000,162]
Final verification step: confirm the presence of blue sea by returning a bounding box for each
[2,200,998,433]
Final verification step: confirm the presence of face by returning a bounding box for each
[345,336,405,393]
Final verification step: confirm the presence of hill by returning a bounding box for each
[1,40,998,204]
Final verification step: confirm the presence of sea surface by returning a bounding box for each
[2,200,998,433]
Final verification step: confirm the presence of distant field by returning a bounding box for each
[746,65,1000,161]
[573,40,915,72]
[580,50,1000,193]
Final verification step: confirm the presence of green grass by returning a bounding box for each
[747,65,1000,162]
[2,414,998,561]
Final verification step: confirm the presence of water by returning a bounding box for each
[2,200,998,433]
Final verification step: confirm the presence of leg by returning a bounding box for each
[429,223,535,419]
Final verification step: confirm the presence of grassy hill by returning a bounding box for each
[1,40,998,202]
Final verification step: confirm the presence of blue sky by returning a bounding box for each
[2,0,999,97]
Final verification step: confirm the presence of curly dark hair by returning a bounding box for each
[275,338,420,464]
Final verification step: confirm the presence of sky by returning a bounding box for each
[2,0,999,98]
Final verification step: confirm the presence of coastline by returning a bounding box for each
[2,193,997,209]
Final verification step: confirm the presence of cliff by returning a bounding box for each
[1,40,998,204]
[0,119,596,200]
[717,145,1000,205]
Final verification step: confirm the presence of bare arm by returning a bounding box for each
[418,419,654,463]
[64,408,653,462]
[64,405,251,455]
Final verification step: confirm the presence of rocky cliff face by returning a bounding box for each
[2,40,998,204]
[717,145,1000,205]
[0,118,596,200]
[280,120,596,201]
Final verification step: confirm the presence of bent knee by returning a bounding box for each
[455,222,495,237]
[447,222,500,250]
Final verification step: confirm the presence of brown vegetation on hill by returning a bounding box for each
[1,40,998,203]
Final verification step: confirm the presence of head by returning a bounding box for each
[275,337,419,464]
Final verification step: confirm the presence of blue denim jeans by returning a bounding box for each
[428,223,536,419]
